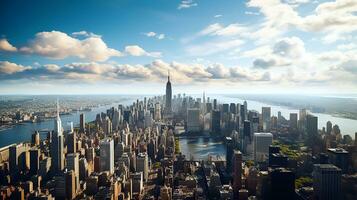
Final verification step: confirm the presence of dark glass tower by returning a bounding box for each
[165,73,172,116]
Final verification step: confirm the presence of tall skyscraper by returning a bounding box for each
[289,113,298,131]
[306,114,318,136]
[165,72,172,118]
[326,121,332,135]
[253,133,273,162]
[100,138,114,174]
[67,132,76,154]
[211,110,221,134]
[136,153,149,182]
[313,164,342,200]
[79,113,85,133]
[187,108,201,132]
[51,100,64,172]
[262,107,271,131]
[233,150,242,199]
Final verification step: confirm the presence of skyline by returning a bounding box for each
[1,0,357,94]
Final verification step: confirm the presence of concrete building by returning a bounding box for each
[253,133,273,162]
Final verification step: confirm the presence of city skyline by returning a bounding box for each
[1,0,357,94]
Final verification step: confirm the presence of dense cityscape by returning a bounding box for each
[1,1,357,199]
[0,75,356,200]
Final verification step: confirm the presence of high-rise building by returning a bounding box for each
[289,113,298,130]
[51,100,64,172]
[313,164,342,200]
[65,170,76,200]
[67,132,76,154]
[66,153,79,192]
[233,150,242,198]
[326,121,332,135]
[136,153,149,182]
[29,148,40,175]
[270,168,295,199]
[262,107,271,131]
[187,108,201,132]
[211,110,221,134]
[327,148,348,173]
[31,131,40,146]
[100,138,114,174]
[79,113,85,133]
[165,72,172,118]
[306,114,318,136]
[253,133,273,162]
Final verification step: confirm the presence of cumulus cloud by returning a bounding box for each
[0,61,31,74]
[247,0,357,43]
[124,45,162,57]
[0,60,271,84]
[272,37,305,58]
[178,0,197,10]
[19,31,122,61]
[0,39,17,52]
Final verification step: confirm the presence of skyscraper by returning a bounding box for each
[313,164,342,200]
[165,72,172,118]
[51,100,64,172]
[79,113,85,133]
[187,108,201,132]
[233,150,242,199]
[289,113,298,131]
[262,107,271,131]
[100,138,114,174]
[306,114,318,136]
[253,133,273,162]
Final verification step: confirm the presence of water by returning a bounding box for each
[0,100,133,148]
[178,136,226,161]
[1,94,356,149]
[215,95,357,139]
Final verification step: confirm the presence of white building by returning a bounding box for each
[100,138,114,174]
[253,133,273,162]
[187,108,201,132]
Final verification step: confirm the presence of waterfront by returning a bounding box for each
[0,99,134,148]
[1,94,356,148]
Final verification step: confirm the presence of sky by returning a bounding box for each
[0,0,356,95]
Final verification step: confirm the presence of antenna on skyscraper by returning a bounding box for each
[56,98,60,119]
[168,70,170,81]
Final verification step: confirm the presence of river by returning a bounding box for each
[0,95,356,148]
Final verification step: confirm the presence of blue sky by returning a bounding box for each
[0,0,356,94]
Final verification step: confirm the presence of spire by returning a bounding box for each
[167,70,170,82]
[56,98,60,119]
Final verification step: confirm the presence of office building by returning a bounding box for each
[100,138,114,174]
[262,107,271,131]
[211,110,221,133]
[289,113,298,130]
[136,153,149,182]
[313,164,342,200]
[51,101,64,172]
[253,133,273,162]
[79,113,85,133]
[187,108,201,132]
[233,150,242,198]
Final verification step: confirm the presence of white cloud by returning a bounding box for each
[0,61,30,74]
[124,45,162,57]
[214,14,223,18]
[144,32,165,40]
[145,32,156,37]
[20,31,122,61]
[157,34,165,40]
[178,0,197,10]
[72,31,101,38]
[0,39,17,52]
